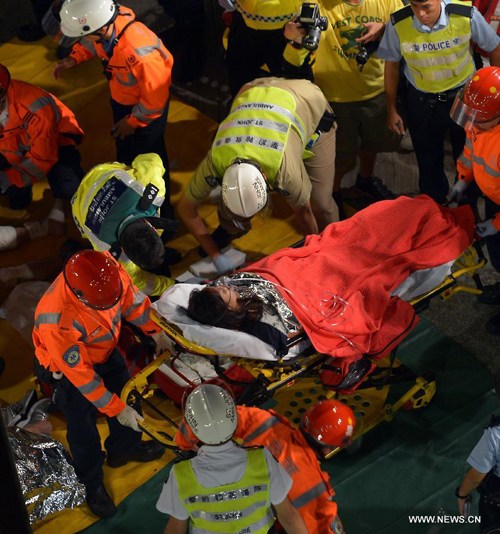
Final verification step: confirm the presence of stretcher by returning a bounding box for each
[121,243,486,455]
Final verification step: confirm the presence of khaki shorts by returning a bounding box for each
[330,92,399,178]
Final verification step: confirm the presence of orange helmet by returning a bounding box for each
[0,64,10,99]
[301,400,356,448]
[64,250,122,310]
[451,67,500,130]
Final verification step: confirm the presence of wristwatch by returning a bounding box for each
[455,486,469,499]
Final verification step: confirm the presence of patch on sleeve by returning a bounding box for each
[63,345,80,368]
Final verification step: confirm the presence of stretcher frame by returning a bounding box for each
[121,243,486,454]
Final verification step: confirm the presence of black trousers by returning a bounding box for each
[404,83,466,204]
[226,12,288,97]
[53,348,141,491]
[3,145,84,210]
[479,473,500,534]
[110,99,172,217]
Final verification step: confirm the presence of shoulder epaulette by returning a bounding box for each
[445,2,473,18]
[391,5,412,25]
[487,414,500,428]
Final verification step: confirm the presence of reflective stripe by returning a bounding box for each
[213,135,284,153]
[115,71,137,87]
[127,308,150,326]
[472,153,500,177]
[458,153,472,168]
[220,118,289,135]
[237,5,296,24]
[465,136,472,149]
[29,95,61,123]
[192,500,269,521]
[92,389,113,409]
[92,332,114,344]
[134,38,168,59]
[122,288,146,317]
[78,373,103,395]
[72,320,88,341]
[191,510,274,534]
[19,157,46,181]
[291,482,326,509]
[243,416,281,443]
[114,170,164,207]
[411,53,471,82]
[142,271,157,295]
[185,485,268,504]
[34,312,62,327]
[131,101,165,124]
[231,101,306,143]
[401,34,470,64]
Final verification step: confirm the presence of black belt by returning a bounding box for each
[409,83,465,103]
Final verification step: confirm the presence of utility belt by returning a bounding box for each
[409,82,465,104]
[316,109,336,134]
[306,109,336,150]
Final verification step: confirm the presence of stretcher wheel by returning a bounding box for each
[402,375,436,410]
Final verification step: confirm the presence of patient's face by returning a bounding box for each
[213,285,239,311]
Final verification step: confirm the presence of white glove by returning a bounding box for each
[447,179,470,204]
[218,0,236,11]
[117,405,144,432]
[150,331,174,356]
[213,253,238,274]
[476,218,498,238]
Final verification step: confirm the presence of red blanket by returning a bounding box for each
[247,196,475,359]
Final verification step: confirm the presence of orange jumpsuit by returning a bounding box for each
[0,79,83,190]
[33,256,159,418]
[457,124,500,229]
[176,405,343,533]
[70,6,173,129]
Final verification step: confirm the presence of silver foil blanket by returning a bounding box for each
[213,272,302,335]
[8,427,85,523]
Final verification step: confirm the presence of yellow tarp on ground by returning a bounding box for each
[0,37,302,532]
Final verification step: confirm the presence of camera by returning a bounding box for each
[355,40,380,72]
[296,3,328,51]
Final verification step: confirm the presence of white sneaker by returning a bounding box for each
[17,398,52,428]
[1,389,37,428]
[400,130,414,151]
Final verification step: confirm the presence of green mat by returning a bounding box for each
[82,318,497,534]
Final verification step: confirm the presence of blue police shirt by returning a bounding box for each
[377,0,500,91]
[467,426,500,477]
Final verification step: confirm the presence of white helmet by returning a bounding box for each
[60,0,117,38]
[184,384,237,445]
[222,160,268,218]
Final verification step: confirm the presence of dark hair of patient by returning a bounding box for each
[187,287,264,330]
[120,219,165,270]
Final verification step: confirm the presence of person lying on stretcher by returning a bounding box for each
[185,195,475,390]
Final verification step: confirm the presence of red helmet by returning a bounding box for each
[0,64,11,99]
[64,250,122,310]
[451,67,500,130]
[301,399,356,448]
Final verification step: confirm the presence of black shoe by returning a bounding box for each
[486,311,500,335]
[86,485,117,518]
[6,185,33,210]
[355,174,396,201]
[16,23,45,42]
[478,283,500,305]
[163,246,182,266]
[107,440,165,468]
[198,226,233,257]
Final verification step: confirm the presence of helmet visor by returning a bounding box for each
[42,2,81,46]
[450,87,499,130]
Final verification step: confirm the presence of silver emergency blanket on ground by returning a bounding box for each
[212,272,302,335]
[8,427,85,523]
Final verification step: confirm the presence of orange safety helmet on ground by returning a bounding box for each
[0,63,10,100]
[301,399,356,448]
[450,67,500,130]
[63,250,122,310]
